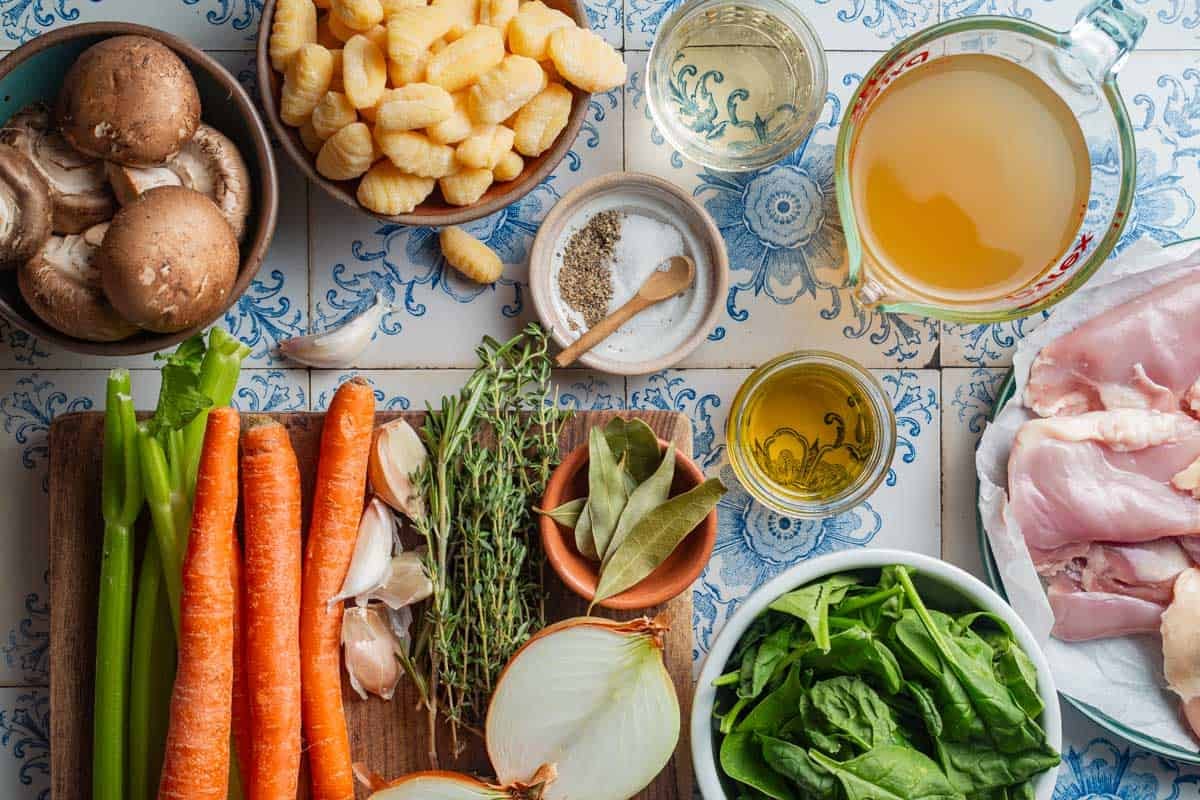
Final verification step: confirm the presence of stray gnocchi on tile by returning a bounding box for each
[440,226,503,283]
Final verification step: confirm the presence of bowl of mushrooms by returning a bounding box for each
[257,0,626,225]
[0,22,278,354]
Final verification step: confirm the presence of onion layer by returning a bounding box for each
[486,617,680,800]
[362,766,556,800]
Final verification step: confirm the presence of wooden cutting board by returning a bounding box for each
[48,409,695,800]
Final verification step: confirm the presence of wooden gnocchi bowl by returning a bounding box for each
[256,0,591,227]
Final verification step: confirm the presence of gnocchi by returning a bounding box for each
[388,52,430,86]
[299,118,325,153]
[317,13,343,47]
[312,90,359,139]
[281,44,335,127]
[432,0,479,38]
[362,23,390,51]
[425,25,504,92]
[507,1,573,60]
[358,162,436,213]
[375,129,458,177]
[375,82,455,130]
[333,0,385,30]
[343,34,389,109]
[326,7,358,40]
[439,167,493,206]
[468,54,546,124]
[426,90,474,143]
[479,0,518,35]
[440,226,503,283]
[492,149,523,181]
[316,122,377,180]
[270,0,318,71]
[455,124,514,169]
[381,0,427,11]
[387,6,455,64]
[547,26,626,92]
[512,82,571,156]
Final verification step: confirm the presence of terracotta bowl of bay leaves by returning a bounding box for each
[539,425,720,611]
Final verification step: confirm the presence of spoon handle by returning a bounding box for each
[554,296,651,368]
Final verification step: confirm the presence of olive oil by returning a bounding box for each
[728,352,895,516]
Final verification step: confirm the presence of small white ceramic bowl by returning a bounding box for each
[691,549,1062,800]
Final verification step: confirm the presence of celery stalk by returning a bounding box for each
[95,370,143,800]
[128,537,175,800]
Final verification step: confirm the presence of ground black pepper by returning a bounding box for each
[558,210,622,328]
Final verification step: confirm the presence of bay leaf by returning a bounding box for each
[603,417,662,483]
[601,443,676,564]
[592,477,726,606]
[575,499,597,560]
[535,497,585,529]
[588,426,629,559]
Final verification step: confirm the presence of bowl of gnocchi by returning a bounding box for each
[257,0,624,226]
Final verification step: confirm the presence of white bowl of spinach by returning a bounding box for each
[693,549,1062,800]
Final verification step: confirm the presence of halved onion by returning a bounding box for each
[361,766,556,800]
[486,617,680,800]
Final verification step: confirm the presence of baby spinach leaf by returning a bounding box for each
[935,666,986,742]
[738,666,808,733]
[805,627,904,695]
[721,732,797,800]
[890,610,943,680]
[602,417,662,482]
[905,681,943,739]
[770,575,860,652]
[992,638,1043,719]
[751,626,795,698]
[758,735,838,798]
[809,745,965,800]
[587,426,630,558]
[935,738,1060,794]
[602,442,676,563]
[809,676,901,751]
[535,497,585,529]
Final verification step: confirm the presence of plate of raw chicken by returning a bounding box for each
[977,237,1200,762]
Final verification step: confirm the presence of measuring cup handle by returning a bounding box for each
[1067,0,1146,81]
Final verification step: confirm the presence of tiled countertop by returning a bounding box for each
[1,0,1199,797]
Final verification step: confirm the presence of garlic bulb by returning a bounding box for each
[331,497,397,607]
[487,617,679,800]
[342,605,401,701]
[368,417,428,520]
[278,293,389,368]
[359,551,433,609]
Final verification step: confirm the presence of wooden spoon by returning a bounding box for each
[555,255,696,368]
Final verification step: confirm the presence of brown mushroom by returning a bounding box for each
[55,35,201,167]
[0,104,116,234]
[106,124,252,238]
[18,233,137,341]
[99,185,239,333]
[0,144,53,266]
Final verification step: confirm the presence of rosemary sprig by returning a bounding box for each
[414,324,567,764]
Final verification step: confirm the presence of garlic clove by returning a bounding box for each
[368,417,428,520]
[278,292,389,368]
[357,551,433,609]
[331,497,397,607]
[341,605,401,701]
[387,604,415,656]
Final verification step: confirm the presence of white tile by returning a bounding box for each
[0,688,48,800]
[0,2,262,50]
[586,0,626,47]
[311,368,625,410]
[627,368,940,658]
[623,52,939,368]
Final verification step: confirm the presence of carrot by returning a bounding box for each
[241,418,303,800]
[230,532,251,797]
[300,379,376,800]
[157,406,240,800]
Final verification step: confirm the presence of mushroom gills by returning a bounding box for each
[0,104,116,234]
[19,233,137,342]
[0,144,53,266]
[106,124,252,239]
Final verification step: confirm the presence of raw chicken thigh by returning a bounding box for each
[1025,268,1200,417]
[1162,569,1200,738]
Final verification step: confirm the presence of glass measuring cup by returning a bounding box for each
[836,0,1146,323]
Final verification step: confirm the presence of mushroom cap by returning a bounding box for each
[55,36,201,167]
[0,103,116,234]
[18,233,137,341]
[0,144,53,266]
[99,185,239,333]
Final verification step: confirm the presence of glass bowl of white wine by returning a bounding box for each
[645,0,827,172]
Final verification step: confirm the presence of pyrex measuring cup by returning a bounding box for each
[836,0,1146,323]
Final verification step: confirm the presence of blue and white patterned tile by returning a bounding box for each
[942,0,1200,51]
[624,51,939,368]
[587,0,625,47]
[625,368,940,661]
[311,369,625,411]
[306,88,623,369]
[0,688,48,800]
[942,51,1200,367]
[939,367,1005,580]
[0,0,263,51]
[624,0,937,51]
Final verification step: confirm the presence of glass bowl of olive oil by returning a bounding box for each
[726,351,895,517]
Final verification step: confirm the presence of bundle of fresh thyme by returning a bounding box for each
[412,324,567,763]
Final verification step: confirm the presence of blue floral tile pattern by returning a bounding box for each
[0,690,48,800]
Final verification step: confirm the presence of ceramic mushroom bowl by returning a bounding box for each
[0,22,277,356]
